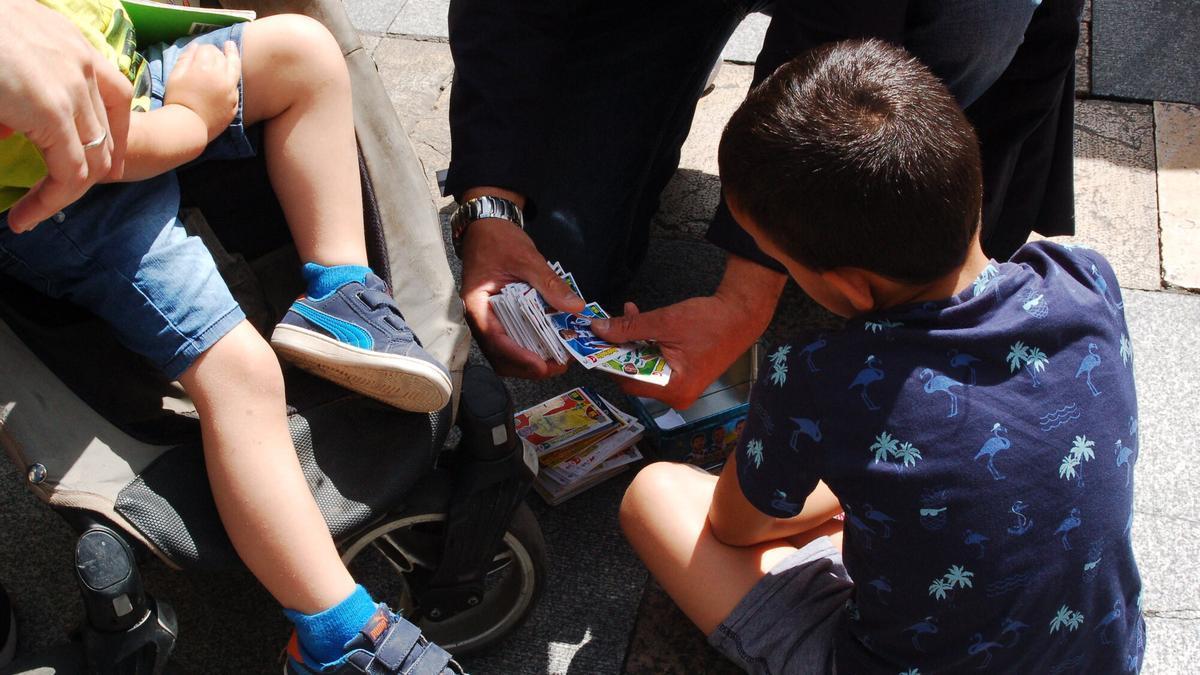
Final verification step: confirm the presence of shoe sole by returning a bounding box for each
[271,324,452,413]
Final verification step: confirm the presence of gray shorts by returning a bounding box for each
[707,537,854,675]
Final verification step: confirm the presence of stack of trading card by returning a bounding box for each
[488,262,672,386]
[515,387,645,505]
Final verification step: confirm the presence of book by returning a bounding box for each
[519,392,645,505]
[121,0,255,48]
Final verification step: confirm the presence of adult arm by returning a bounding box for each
[448,0,584,377]
[593,252,786,409]
[0,0,131,231]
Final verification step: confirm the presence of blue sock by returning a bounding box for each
[284,585,378,666]
[302,262,372,301]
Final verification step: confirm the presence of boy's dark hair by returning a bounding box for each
[718,39,982,284]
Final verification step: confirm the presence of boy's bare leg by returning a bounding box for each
[238,15,366,268]
[179,321,355,614]
[620,462,843,635]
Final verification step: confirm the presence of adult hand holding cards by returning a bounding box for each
[488,262,672,385]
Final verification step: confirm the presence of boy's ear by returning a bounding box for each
[821,268,876,313]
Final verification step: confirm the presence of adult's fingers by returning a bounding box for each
[463,286,568,379]
[525,255,585,315]
[6,107,88,231]
[79,65,114,179]
[592,302,662,344]
[94,52,132,179]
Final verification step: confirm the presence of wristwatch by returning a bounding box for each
[451,195,525,257]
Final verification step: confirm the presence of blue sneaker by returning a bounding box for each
[285,606,465,675]
[271,274,452,413]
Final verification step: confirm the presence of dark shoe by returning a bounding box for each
[0,583,15,668]
[271,274,452,413]
[284,606,464,674]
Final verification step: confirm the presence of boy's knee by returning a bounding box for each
[620,462,688,531]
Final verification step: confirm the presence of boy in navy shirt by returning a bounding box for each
[620,39,1144,674]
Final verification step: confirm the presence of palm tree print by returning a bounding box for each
[895,441,923,467]
[745,439,764,469]
[973,264,1000,297]
[928,578,953,601]
[870,432,899,464]
[1120,334,1133,367]
[1049,605,1085,633]
[946,565,975,589]
[929,565,974,601]
[768,345,790,386]
[1006,341,1049,387]
[1058,435,1095,486]
[899,669,921,675]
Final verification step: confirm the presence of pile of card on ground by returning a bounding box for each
[489,262,671,386]
[516,387,645,504]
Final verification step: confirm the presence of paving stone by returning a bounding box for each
[387,0,449,39]
[652,63,753,242]
[1154,102,1200,291]
[1132,511,1200,674]
[356,31,382,57]
[721,11,769,64]
[371,36,455,127]
[1122,290,1200,524]
[1045,99,1161,291]
[343,0,405,34]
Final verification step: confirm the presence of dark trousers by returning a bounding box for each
[447,0,1082,301]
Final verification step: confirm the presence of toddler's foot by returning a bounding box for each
[271,273,452,412]
[285,606,465,674]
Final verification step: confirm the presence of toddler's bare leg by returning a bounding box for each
[620,462,842,635]
[239,15,366,268]
[179,321,355,614]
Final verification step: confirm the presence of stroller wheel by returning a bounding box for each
[339,502,545,655]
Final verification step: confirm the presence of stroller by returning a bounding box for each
[0,1,545,672]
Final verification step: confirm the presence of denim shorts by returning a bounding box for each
[0,23,253,379]
[708,536,854,675]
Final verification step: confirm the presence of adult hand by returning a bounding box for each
[0,0,132,232]
[593,254,787,409]
[460,215,585,378]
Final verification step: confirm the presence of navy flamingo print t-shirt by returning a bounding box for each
[736,241,1144,673]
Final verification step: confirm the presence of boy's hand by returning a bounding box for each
[164,41,240,142]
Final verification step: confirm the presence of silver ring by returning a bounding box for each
[82,129,107,150]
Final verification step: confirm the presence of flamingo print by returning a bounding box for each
[799,335,826,373]
[948,349,981,385]
[920,368,965,418]
[1114,439,1134,487]
[849,355,885,411]
[1056,507,1082,550]
[967,632,1005,669]
[1075,343,1102,397]
[1094,600,1123,644]
[1007,500,1033,535]
[905,616,939,651]
[975,423,1011,481]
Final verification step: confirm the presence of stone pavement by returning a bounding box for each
[0,5,1194,675]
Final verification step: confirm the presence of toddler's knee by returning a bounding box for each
[263,15,346,82]
[217,331,286,397]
